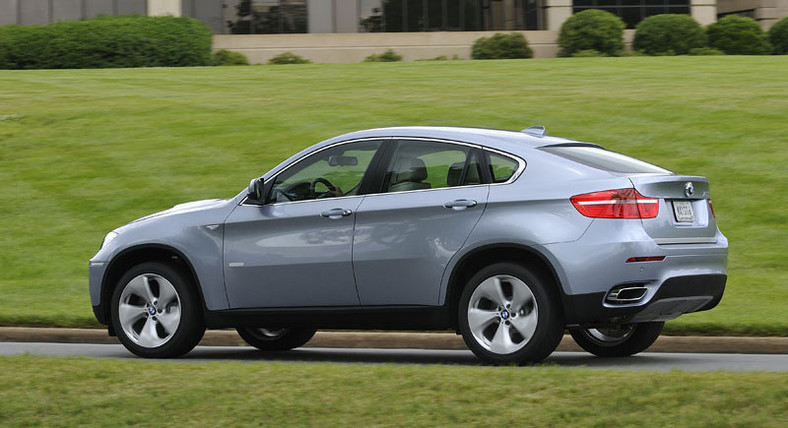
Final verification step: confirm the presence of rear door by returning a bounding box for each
[630,175,719,245]
[352,139,489,306]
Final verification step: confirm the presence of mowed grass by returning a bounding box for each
[0,57,786,334]
[0,355,786,426]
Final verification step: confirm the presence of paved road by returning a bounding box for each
[2,342,786,372]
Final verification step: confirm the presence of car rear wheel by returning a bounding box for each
[236,327,317,351]
[569,322,664,357]
[111,262,205,358]
[458,262,564,364]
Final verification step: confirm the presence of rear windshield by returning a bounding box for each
[540,146,671,174]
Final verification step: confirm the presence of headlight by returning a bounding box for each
[100,231,119,250]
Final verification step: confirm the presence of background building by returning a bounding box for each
[1,0,785,61]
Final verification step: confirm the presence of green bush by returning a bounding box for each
[688,47,725,55]
[471,33,533,59]
[267,52,311,65]
[768,16,788,54]
[363,49,403,62]
[706,15,772,55]
[558,9,625,57]
[633,14,706,55]
[209,49,250,66]
[0,15,212,69]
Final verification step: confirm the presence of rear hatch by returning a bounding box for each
[629,175,718,245]
[539,144,719,245]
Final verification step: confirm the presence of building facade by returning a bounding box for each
[1,1,785,61]
[2,0,733,30]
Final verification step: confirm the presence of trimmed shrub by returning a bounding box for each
[768,16,788,54]
[0,15,212,69]
[363,49,403,62]
[558,9,625,57]
[706,15,772,55]
[633,14,706,55]
[267,52,311,65]
[471,33,533,59]
[209,49,250,66]
[688,47,725,55]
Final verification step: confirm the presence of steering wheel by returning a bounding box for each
[309,177,337,197]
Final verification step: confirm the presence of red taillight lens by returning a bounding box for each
[708,199,716,218]
[571,188,659,219]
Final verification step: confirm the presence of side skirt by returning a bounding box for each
[204,305,452,331]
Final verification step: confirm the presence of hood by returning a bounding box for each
[129,199,229,224]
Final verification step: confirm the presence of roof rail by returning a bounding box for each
[521,126,546,138]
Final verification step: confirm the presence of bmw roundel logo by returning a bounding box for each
[149,307,157,315]
[684,182,695,198]
[501,310,510,320]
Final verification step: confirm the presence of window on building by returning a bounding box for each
[225,0,307,34]
[359,0,542,33]
[573,0,690,29]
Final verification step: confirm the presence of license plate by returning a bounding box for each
[672,201,694,223]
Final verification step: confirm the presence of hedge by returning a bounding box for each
[706,15,772,55]
[471,33,533,59]
[0,15,213,69]
[769,16,788,54]
[633,14,706,55]
[558,9,625,57]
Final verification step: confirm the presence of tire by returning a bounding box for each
[236,327,317,351]
[569,322,664,357]
[111,262,205,358]
[458,262,564,364]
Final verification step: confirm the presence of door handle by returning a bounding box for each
[320,208,353,219]
[443,199,478,210]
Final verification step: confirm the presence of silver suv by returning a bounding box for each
[89,127,728,363]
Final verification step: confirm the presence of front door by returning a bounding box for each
[223,140,383,308]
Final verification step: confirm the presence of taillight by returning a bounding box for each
[571,188,659,219]
[708,199,716,218]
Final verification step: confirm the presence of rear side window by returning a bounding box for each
[489,153,519,183]
[541,146,671,174]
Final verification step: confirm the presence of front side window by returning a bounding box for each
[270,140,382,203]
[383,140,479,193]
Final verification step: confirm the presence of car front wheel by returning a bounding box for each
[111,262,205,358]
[236,327,317,351]
[569,322,664,357]
[458,262,564,364]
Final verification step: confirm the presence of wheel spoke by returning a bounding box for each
[157,279,178,307]
[118,302,146,327]
[141,276,157,303]
[510,310,538,341]
[467,307,498,333]
[124,276,149,302]
[476,276,507,306]
[157,307,180,335]
[490,323,516,354]
[137,318,160,348]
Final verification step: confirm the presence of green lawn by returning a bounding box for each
[0,56,785,334]
[1,356,786,426]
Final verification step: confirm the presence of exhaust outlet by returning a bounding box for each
[606,286,648,303]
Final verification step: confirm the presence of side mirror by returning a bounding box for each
[247,178,264,204]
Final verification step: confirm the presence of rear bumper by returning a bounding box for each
[564,273,726,325]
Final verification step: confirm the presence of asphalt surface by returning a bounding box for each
[1,327,787,354]
[2,342,786,372]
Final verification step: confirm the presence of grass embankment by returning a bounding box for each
[0,356,786,426]
[0,57,785,335]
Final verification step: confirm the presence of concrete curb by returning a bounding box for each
[1,327,786,354]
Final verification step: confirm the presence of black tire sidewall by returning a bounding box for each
[458,262,564,364]
[236,327,317,351]
[111,262,205,358]
[569,322,665,357]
